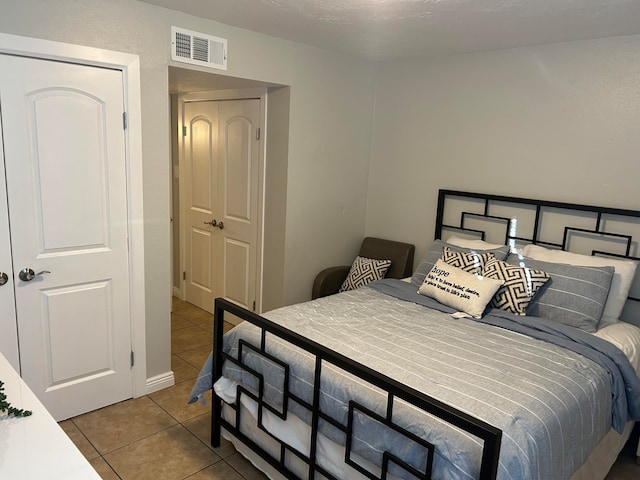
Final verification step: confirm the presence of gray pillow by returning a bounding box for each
[411,239,510,286]
[507,253,614,332]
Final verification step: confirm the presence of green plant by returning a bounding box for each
[0,380,32,418]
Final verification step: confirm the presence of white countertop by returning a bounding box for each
[0,353,101,479]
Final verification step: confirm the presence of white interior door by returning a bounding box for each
[182,98,261,313]
[184,101,220,312]
[0,54,133,420]
[217,99,260,311]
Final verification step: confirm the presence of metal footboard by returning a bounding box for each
[211,297,502,480]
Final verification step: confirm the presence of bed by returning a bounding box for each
[189,190,640,480]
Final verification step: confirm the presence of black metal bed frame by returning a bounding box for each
[210,189,640,480]
[435,190,640,304]
[211,298,502,480]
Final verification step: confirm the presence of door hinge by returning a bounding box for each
[130,351,135,368]
[252,300,256,311]
[123,112,128,130]
[183,271,186,280]
[183,126,187,136]
[256,127,260,140]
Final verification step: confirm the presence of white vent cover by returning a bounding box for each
[171,26,227,70]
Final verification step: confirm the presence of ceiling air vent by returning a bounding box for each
[171,26,227,70]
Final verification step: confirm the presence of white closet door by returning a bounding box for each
[184,100,220,312]
[0,54,133,420]
[217,99,260,312]
[182,98,260,314]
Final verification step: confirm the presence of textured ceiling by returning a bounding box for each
[144,0,640,61]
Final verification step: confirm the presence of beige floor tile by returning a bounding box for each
[172,298,213,322]
[172,296,195,314]
[172,325,212,354]
[173,354,200,383]
[186,461,245,479]
[177,344,213,369]
[89,456,120,480]
[149,379,211,422]
[183,412,237,458]
[59,419,100,461]
[225,452,270,480]
[105,424,220,480]
[197,318,235,336]
[184,307,214,325]
[172,312,196,330]
[73,396,177,454]
[198,320,214,336]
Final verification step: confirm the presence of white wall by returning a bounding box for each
[366,35,640,265]
[0,0,375,378]
[6,0,638,385]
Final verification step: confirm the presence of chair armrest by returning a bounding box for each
[311,266,350,300]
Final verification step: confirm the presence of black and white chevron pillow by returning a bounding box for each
[339,256,392,292]
[483,258,550,315]
[441,246,495,275]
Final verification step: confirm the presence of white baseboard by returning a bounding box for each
[173,286,182,298]
[145,371,175,394]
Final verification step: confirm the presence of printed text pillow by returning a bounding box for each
[418,259,503,318]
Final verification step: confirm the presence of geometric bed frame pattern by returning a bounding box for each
[210,189,640,480]
[211,298,502,480]
[435,190,640,308]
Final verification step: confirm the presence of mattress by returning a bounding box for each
[191,280,640,479]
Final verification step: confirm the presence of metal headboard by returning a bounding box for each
[434,190,640,326]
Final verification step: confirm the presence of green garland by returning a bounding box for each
[0,380,32,418]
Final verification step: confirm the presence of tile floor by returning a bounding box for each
[59,297,640,479]
[59,297,268,480]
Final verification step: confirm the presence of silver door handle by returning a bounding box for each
[0,272,7,286]
[19,268,51,282]
[204,219,224,230]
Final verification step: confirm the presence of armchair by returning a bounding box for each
[311,237,415,300]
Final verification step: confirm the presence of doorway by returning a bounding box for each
[0,33,146,421]
[168,67,290,318]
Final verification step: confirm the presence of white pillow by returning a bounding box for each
[418,259,504,318]
[446,235,506,251]
[521,244,638,325]
[592,322,640,374]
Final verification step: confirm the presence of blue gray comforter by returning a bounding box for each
[190,279,640,480]
[370,279,640,434]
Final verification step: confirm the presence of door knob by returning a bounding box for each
[18,268,50,282]
[204,219,224,230]
[0,272,7,286]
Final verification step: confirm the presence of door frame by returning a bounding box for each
[0,33,147,398]
[177,88,266,314]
